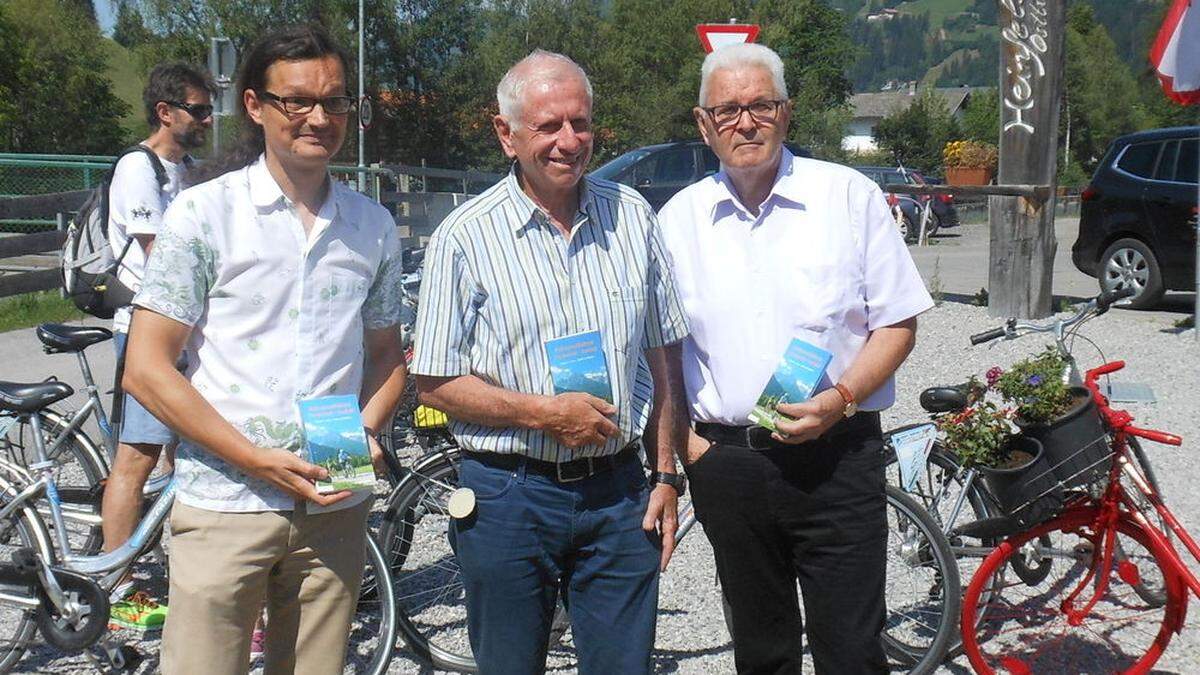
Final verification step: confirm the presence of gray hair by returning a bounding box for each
[698,43,788,107]
[496,49,593,121]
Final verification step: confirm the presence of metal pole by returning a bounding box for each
[1194,148,1198,340]
[357,0,365,192]
[213,112,220,156]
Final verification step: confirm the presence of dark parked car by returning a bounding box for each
[592,140,811,211]
[853,166,960,239]
[1071,126,1199,309]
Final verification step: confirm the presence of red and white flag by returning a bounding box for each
[1151,0,1200,104]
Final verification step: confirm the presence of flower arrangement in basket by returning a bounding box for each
[934,374,1063,526]
[989,347,1110,488]
[942,140,998,185]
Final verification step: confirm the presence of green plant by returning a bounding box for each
[937,400,1016,469]
[973,287,989,306]
[943,139,999,170]
[929,256,944,307]
[1173,315,1194,329]
[992,347,1075,425]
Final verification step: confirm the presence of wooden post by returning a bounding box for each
[988,0,1067,318]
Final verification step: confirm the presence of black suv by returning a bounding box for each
[592,140,811,211]
[1071,126,1199,309]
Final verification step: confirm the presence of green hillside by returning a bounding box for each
[100,38,148,142]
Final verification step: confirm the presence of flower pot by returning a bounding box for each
[1018,387,1110,489]
[945,167,992,186]
[979,436,1063,527]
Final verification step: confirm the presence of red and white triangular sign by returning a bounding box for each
[695,23,760,54]
[1151,0,1200,104]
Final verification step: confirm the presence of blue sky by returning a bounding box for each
[96,1,117,36]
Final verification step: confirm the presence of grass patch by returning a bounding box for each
[0,291,86,333]
[100,38,149,142]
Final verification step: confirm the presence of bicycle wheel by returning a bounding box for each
[882,485,960,674]
[343,535,397,675]
[0,410,106,556]
[960,506,1184,674]
[0,478,58,672]
[377,452,476,672]
[1118,437,1168,607]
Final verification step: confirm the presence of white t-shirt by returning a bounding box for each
[108,150,186,333]
[657,149,934,424]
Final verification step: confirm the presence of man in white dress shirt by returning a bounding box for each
[657,43,933,674]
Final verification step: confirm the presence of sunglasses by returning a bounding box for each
[164,100,214,120]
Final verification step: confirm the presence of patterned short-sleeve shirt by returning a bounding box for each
[134,156,405,512]
[410,170,689,463]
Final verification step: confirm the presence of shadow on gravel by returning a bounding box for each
[650,643,735,673]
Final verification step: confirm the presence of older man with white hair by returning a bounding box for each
[658,43,933,674]
[410,49,691,674]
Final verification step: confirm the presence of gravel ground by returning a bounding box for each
[8,299,1200,674]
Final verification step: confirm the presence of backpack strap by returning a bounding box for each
[117,144,169,188]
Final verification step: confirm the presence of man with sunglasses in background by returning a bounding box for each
[100,61,215,633]
[123,24,406,673]
[657,43,932,674]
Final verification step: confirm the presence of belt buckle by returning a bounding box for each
[743,426,772,451]
[556,457,593,482]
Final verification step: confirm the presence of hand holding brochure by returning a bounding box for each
[544,330,613,403]
[748,338,834,432]
[297,395,375,493]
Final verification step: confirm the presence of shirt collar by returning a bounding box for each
[247,154,347,226]
[504,163,594,234]
[709,147,804,221]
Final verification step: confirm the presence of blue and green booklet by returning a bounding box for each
[544,330,613,403]
[748,338,834,432]
[297,395,375,493]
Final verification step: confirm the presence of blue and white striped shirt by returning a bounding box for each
[411,170,689,462]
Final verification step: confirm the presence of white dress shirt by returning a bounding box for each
[657,149,933,425]
[134,157,405,512]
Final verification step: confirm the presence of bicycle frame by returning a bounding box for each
[1081,361,1200,604]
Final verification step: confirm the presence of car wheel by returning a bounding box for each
[926,212,941,238]
[894,211,916,244]
[1099,238,1164,309]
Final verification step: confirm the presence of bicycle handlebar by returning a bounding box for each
[1086,360,1126,380]
[1126,426,1183,446]
[969,326,1008,345]
[1096,286,1136,313]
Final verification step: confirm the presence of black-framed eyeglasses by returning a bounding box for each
[163,101,214,120]
[701,99,787,129]
[258,91,356,116]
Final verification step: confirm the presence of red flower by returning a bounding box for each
[985,366,1003,387]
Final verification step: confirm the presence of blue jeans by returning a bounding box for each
[449,453,660,675]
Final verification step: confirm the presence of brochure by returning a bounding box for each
[891,423,938,492]
[297,395,374,493]
[748,338,834,432]
[544,330,613,403]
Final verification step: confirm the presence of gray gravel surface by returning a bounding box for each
[7,299,1200,674]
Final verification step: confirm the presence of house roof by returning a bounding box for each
[849,87,987,120]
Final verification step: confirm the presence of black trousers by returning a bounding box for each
[686,413,888,675]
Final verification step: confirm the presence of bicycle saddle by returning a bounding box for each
[0,380,74,413]
[919,385,970,414]
[36,323,113,354]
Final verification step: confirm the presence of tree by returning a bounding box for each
[0,0,128,153]
[1060,2,1153,175]
[960,88,998,145]
[872,89,960,173]
[113,1,154,49]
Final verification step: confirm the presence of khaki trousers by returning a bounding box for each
[162,499,371,675]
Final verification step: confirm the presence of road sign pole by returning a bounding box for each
[357,0,365,192]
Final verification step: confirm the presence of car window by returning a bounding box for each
[1154,141,1179,181]
[654,148,696,183]
[701,146,720,176]
[1116,142,1160,179]
[1175,138,1198,185]
[883,171,906,187]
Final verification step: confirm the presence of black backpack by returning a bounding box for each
[61,145,168,319]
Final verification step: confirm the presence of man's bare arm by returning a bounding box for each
[123,308,347,505]
[642,343,689,472]
[360,325,407,435]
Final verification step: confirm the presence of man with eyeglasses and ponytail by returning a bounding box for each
[657,43,932,674]
[100,61,215,633]
[122,24,406,673]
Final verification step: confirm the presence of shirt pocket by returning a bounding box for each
[787,263,854,332]
[606,286,647,355]
[323,271,369,340]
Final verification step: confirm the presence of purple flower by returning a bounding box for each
[1027,374,1043,386]
[985,367,1003,386]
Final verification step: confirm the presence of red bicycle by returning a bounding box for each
[959,359,1194,673]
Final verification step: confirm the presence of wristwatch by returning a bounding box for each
[650,471,688,496]
[834,383,859,418]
